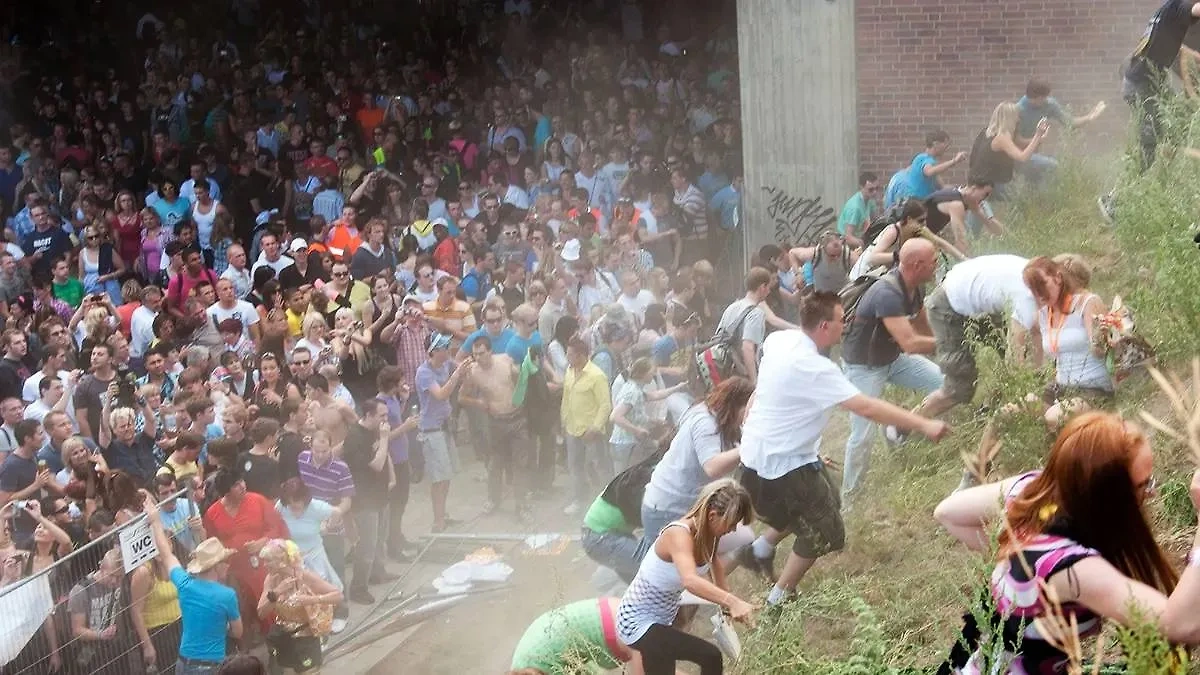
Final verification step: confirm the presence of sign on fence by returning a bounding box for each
[118,517,159,573]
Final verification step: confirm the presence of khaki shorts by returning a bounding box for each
[419,428,459,483]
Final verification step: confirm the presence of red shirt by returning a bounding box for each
[204,491,289,628]
[432,236,460,276]
[304,155,338,181]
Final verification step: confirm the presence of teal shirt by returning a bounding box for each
[838,191,871,237]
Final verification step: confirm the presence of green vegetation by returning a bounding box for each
[726,99,1200,673]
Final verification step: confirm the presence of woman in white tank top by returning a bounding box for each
[1023,254,1113,429]
[616,479,756,675]
[190,180,225,252]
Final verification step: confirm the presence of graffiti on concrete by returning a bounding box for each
[761,185,838,246]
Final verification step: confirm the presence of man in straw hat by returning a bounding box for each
[141,490,244,673]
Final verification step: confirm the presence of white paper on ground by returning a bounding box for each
[432,559,515,594]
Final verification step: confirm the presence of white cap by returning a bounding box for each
[289,238,308,252]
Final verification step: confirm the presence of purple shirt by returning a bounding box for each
[415,360,454,430]
[296,450,356,503]
[380,394,411,463]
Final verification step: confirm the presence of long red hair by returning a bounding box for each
[1001,411,1177,593]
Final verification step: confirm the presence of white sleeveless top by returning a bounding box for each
[191,199,220,250]
[616,521,711,644]
[1039,293,1112,391]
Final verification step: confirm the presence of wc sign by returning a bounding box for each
[118,518,160,573]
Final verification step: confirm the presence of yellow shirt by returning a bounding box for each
[286,308,306,337]
[561,362,612,437]
[142,575,182,628]
[157,457,199,482]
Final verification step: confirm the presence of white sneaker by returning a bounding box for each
[331,618,347,634]
[563,501,580,516]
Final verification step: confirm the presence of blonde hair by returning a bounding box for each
[986,102,1020,138]
[510,303,537,325]
[302,312,327,336]
[109,407,136,430]
[259,538,303,568]
[60,437,86,469]
[681,478,754,567]
[83,306,110,337]
[1052,253,1092,293]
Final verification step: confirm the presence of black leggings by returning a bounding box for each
[631,623,723,675]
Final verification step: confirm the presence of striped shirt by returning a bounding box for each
[673,184,708,236]
[423,298,476,345]
[296,450,356,504]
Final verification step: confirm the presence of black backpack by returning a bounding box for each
[600,437,670,528]
[837,268,898,325]
[862,202,907,248]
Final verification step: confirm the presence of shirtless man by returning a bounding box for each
[459,336,532,522]
[303,373,358,446]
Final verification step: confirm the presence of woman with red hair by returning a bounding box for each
[934,411,1200,673]
[1022,254,1113,428]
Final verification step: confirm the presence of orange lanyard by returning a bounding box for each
[1046,294,1074,355]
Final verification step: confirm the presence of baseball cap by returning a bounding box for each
[289,238,308,252]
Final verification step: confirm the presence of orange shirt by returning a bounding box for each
[357,108,385,140]
[327,221,362,261]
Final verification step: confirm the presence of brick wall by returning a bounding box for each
[855,0,1162,179]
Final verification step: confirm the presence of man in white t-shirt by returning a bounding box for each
[24,373,76,423]
[616,271,655,328]
[205,279,262,343]
[130,287,164,360]
[736,291,948,607]
[926,254,1042,411]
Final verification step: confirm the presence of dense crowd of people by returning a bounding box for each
[3,0,1199,674]
[0,0,750,673]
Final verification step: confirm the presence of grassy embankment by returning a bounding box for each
[734,98,1200,674]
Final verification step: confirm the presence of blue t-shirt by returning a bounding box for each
[276,498,334,555]
[505,332,544,365]
[906,153,938,201]
[460,269,492,302]
[462,327,514,355]
[416,360,454,429]
[381,394,411,463]
[1016,96,1069,139]
[152,197,192,230]
[652,334,684,386]
[171,566,240,662]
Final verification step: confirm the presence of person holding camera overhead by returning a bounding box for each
[98,379,159,485]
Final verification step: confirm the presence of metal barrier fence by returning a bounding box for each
[0,488,195,675]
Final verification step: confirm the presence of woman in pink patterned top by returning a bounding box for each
[934,411,1200,674]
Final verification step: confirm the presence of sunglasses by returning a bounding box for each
[333,271,349,278]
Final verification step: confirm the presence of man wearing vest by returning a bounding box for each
[327,204,362,262]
